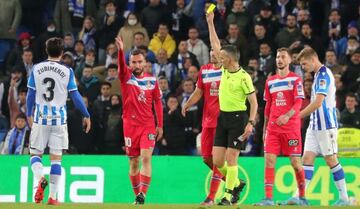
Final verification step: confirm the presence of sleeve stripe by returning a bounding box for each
[27,85,35,90]
[246,91,255,95]
[68,88,78,92]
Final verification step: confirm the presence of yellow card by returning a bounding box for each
[206,3,216,14]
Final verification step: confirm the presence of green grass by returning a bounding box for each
[0,204,360,209]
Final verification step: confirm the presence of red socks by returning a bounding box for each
[207,166,223,200]
[130,174,152,196]
[129,173,140,195]
[140,174,151,195]
[295,169,306,197]
[265,167,275,199]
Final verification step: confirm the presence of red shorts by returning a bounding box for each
[201,127,216,157]
[264,130,302,156]
[123,123,156,157]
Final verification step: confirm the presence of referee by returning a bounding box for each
[206,10,258,205]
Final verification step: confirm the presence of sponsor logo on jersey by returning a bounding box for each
[210,81,219,96]
[275,92,287,106]
[137,90,146,103]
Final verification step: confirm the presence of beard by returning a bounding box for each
[132,68,143,76]
[277,64,285,70]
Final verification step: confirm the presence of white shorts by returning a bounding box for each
[29,123,68,155]
[304,128,338,156]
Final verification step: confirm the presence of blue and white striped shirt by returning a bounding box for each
[28,61,77,125]
[309,66,338,130]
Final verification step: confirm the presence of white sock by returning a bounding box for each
[30,156,43,183]
[331,163,349,201]
[49,160,62,199]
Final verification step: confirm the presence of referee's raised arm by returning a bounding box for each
[206,11,221,57]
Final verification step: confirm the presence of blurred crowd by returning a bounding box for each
[0,0,359,156]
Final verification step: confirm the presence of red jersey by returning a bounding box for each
[118,50,163,128]
[264,72,304,133]
[197,63,221,128]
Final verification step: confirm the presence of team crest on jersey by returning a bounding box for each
[211,81,217,88]
[275,92,286,106]
[148,134,155,140]
[146,81,152,89]
[319,79,326,90]
[287,81,293,88]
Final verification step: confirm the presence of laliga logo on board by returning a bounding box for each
[205,165,250,204]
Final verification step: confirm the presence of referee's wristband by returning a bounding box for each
[248,120,255,126]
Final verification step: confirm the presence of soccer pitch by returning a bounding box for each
[0,204,360,209]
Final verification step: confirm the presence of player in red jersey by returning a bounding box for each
[182,51,245,205]
[115,37,163,205]
[255,48,308,206]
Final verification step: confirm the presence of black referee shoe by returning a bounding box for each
[231,179,246,204]
[218,197,231,206]
[134,192,145,205]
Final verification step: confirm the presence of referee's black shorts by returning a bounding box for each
[214,111,248,150]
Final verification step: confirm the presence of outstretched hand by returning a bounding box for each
[206,11,214,23]
[115,36,124,51]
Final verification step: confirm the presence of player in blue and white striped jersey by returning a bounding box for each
[26,37,91,205]
[298,47,349,206]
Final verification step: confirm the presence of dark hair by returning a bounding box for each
[137,45,149,52]
[287,13,296,19]
[104,0,116,6]
[75,40,85,46]
[84,64,93,69]
[329,8,340,15]
[134,31,145,38]
[301,21,312,28]
[158,22,169,29]
[130,49,145,57]
[326,48,336,54]
[64,32,73,37]
[22,48,33,55]
[345,92,357,99]
[19,88,28,94]
[254,23,266,28]
[101,81,112,88]
[221,45,240,61]
[16,112,27,120]
[277,47,291,56]
[249,56,258,61]
[166,94,178,102]
[183,77,194,84]
[188,26,198,31]
[110,94,121,102]
[46,37,64,57]
[85,49,96,56]
[107,64,118,70]
[158,76,168,81]
[291,46,303,55]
